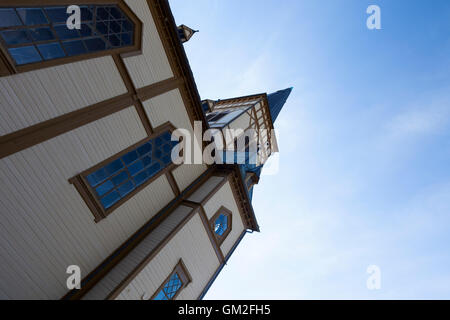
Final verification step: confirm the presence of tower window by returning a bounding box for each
[209,207,232,245]
[214,214,228,236]
[152,260,191,300]
[69,125,179,222]
[0,3,141,75]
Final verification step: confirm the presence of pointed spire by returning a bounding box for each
[267,87,293,123]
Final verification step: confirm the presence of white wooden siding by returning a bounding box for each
[172,164,207,192]
[0,56,127,136]
[123,0,173,88]
[0,107,176,299]
[202,181,246,257]
[187,175,224,203]
[83,205,193,300]
[115,213,220,300]
[142,89,193,132]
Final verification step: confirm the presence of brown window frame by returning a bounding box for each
[209,206,233,246]
[0,0,142,77]
[150,259,192,300]
[69,122,178,223]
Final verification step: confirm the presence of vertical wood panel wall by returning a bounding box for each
[0,108,176,299]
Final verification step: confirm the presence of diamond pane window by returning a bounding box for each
[84,130,179,211]
[0,5,135,65]
[151,260,191,301]
[153,273,182,300]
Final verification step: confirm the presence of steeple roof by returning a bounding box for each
[267,87,293,123]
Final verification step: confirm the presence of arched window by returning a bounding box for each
[0,2,141,75]
[210,206,232,245]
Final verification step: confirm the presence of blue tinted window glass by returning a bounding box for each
[163,273,182,299]
[128,160,144,176]
[162,144,171,154]
[147,163,161,177]
[215,214,228,236]
[54,24,79,39]
[133,171,148,186]
[95,21,108,35]
[105,159,123,176]
[79,23,92,37]
[8,46,42,65]
[117,180,135,197]
[122,151,138,165]
[17,8,48,25]
[108,34,121,47]
[122,20,133,32]
[153,290,167,300]
[110,20,121,33]
[80,6,93,22]
[95,180,114,197]
[111,171,128,186]
[37,42,65,60]
[0,9,23,28]
[29,27,54,41]
[83,130,176,211]
[44,7,67,23]
[1,29,31,45]
[137,143,151,157]
[142,156,152,167]
[96,7,110,21]
[2,5,134,66]
[100,191,120,209]
[84,37,107,52]
[109,7,123,19]
[87,168,108,187]
[121,33,132,46]
[62,40,87,56]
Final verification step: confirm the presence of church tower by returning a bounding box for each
[203,88,292,197]
[0,0,292,300]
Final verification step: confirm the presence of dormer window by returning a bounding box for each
[210,207,232,245]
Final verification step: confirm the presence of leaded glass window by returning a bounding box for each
[84,131,178,211]
[153,273,182,300]
[151,260,191,301]
[0,5,135,66]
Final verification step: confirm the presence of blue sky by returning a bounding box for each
[170,0,450,299]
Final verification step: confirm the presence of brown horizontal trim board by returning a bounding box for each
[0,75,183,159]
[69,121,177,222]
[0,94,134,159]
[0,1,143,76]
[62,166,217,300]
[106,206,200,300]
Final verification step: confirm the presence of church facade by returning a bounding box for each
[0,0,291,300]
